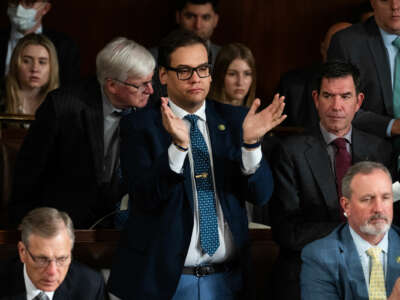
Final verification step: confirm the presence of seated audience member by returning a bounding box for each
[0,207,107,299]
[301,161,400,300]
[150,0,220,99]
[209,42,255,107]
[2,0,80,85]
[327,0,400,140]
[9,37,155,229]
[277,22,351,129]
[1,33,59,115]
[108,29,285,300]
[269,60,394,300]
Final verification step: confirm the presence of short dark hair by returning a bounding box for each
[158,29,208,68]
[175,0,218,12]
[8,0,50,5]
[341,161,391,199]
[316,60,361,94]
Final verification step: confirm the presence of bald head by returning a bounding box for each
[321,22,352,62]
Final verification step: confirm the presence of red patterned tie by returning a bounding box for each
[333,138,351,220]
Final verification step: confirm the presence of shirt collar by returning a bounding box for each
[102,87,122,118]
[349,225,389,256]
[319,123,352,145]
[379,27,399,49]
[168,98,207,121]
[10,23,42,41]
[23,264,55,300]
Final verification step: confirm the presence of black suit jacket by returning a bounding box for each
[269,126,394,300]
[9,78,123,228]
[328,17,393,137]
[0,258,106,300]
[0,27,80,85]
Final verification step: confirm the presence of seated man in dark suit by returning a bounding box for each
[108,29,286,300]
[270,60,394,300]
[301,161,400,300]
[0,207,106,299]
[2,0,80,85]
[9,37,155,228]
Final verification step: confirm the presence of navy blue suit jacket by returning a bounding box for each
[108,99,273,300]
[301,224,400,300]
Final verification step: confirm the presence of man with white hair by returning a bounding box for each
[0,207,107,299]
[301,161,400,300]
[9,37,155,229]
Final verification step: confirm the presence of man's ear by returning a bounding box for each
[340,196,351,218]
[312,90,320,109]
[17,241,26,264]
[104,78,118,95]
[159,66,168,85]
[175,11,182,25]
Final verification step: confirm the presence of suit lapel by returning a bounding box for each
[10,261,26,300]
[351,128,372,163]
[205,101,229,206]
[304,130,340,217]
[366,19,393,114]
[340,225,369,299]
[386,228,400,295]
[83,80,105,184]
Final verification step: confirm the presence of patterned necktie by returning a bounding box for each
[366,247,387,300]
[33,291,49,300]
[333,138,351,220]
[185,114,220,256]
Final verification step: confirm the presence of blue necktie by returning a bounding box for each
[185,114,220,256]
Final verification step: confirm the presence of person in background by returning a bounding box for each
[1,0,79,85]
[2,33,59,115]
[0,207,107,299]
[209,43,256,107]
[9,37,155,229]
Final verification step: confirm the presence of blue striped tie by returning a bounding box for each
[185,114,220,256]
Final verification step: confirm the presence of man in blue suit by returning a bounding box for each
[108,29,286,300]
[301,161,400,300]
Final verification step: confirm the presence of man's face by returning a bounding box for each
[18,228,72,292]
[342,169,393,244]
[105,72,154,109]
[176,3,219,40]
[8,1,51,33]
[371,0,400,35]
[160,43,211,113]
[313,75,363,137]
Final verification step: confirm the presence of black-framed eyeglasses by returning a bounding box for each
[111,78,153,93]
[25,246,71,268]
[166,63,211,81]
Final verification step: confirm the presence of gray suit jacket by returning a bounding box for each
[328,17,393,137]
[301,224,400,300]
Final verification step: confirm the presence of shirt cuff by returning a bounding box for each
[241,146,262,175]
[387,119,395,137]
[168,143,188,174]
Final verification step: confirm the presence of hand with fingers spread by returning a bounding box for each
[242,94,286,144]
[160,97,190,148]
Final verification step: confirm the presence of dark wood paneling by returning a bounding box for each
[0,0,364,104]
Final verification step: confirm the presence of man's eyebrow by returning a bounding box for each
[174,63,209,68]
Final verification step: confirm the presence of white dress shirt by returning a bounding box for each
[167,99,262,266]
[23,264,54,300]
[349,226,388,289]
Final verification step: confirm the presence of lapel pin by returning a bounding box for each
[218,124,226,131]
[396,256,400,264]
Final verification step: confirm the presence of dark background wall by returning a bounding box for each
[0,0,365,105]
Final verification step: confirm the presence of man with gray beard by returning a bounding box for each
[301,161,400,300]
